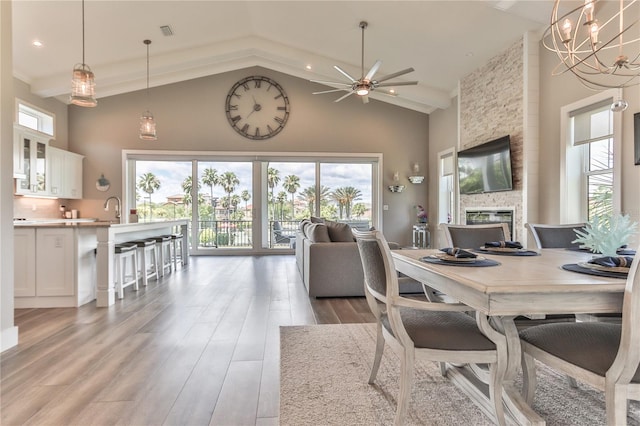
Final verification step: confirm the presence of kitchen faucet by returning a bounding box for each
[104,196,121,221]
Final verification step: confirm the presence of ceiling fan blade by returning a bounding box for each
[312,88,350,95]
[334,66,357,83]
[376,81,418,87]
[361,95,369,104]
[310,79,352,87]
[364,60,382,81]
[334,91,355,103]
[376,67,415,83]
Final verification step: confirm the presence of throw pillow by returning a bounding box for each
[325,220,355,242]
[306,223,331,243]
[299,218,311,231]
[310,216,325,223]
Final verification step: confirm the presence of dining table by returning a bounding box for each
[391,247,628,425]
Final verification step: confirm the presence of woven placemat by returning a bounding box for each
[562,263,628,279]
[420,256,500,267]
[475,248,539,256]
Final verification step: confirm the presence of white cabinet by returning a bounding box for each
[14,125,49,196]
[48,146,65,197]
[48,147,84,199]
[64,151,84,199]
[14,227,96,308]
[35,228,75,297]
[14,228,36,297]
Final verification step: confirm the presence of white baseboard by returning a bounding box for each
[1,326,18,352]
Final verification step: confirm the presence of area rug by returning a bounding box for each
[280,323,640,425]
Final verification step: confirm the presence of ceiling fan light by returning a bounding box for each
[356,86,370,96]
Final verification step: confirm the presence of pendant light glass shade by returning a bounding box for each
[139,39,157,140]
[70,63,97,107]
[139,111,157,140]
[70,0,97,107]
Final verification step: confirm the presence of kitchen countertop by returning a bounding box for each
[13,219,185,228]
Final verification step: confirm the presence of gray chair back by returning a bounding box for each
[440,223,510,249]
[525,223,586,249]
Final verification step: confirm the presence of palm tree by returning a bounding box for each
[138,172,161,220]
[298,185,330,217]
[267,167,280,219]
[341,186,362,219]
[282,174,300,219]
[241,189,251,218]
[181,176,201,209]
[202,167,219,220]
[219,171,240,219]
[277,191,288,220]
[331,187,347,219]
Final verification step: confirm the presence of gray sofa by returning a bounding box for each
[296,219,423,297]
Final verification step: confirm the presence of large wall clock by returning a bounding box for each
[225,76,290,140]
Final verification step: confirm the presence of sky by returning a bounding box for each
[135,160,373,205]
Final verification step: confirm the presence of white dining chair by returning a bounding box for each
[519,243,640,425]
[353,229,508,426]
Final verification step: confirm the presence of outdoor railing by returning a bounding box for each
[195,218,371,249]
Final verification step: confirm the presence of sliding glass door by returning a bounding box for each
[126,152,380,255]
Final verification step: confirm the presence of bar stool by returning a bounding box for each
[153,235,173,277]
[114,243,138,299]
[129,239,159,287]
[170,233,185,268]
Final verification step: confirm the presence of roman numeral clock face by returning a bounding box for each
[225,76,290,140]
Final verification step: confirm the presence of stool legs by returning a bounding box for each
[137,244,159,287]
[115,248,138,299]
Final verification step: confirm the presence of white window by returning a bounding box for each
[560,89,621,222]
[16,99,55,137]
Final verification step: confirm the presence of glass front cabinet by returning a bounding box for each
[14,125,49,196]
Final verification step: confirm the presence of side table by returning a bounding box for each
[412,224,430,248]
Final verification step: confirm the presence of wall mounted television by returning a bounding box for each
[458,135,513,194]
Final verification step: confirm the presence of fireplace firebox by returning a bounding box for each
[465,209,515,239]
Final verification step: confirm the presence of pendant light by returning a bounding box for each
[70,0,97,107]
[139,39,157,140]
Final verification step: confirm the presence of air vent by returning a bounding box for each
[160,25,174,36]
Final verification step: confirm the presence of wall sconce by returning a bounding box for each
[408,163,424,184]
[388,171,405,193]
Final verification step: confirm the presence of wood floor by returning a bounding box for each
[1,255,374,426]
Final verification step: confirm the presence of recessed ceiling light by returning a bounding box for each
[389,89,395,94]
[305,65,312,70]
[32,40,43,47]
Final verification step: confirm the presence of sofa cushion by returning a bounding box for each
[325,220,355,242]
[306,223,331,242]
[310,216,325,223]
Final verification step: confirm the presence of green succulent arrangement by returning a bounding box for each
[573,214,638,257]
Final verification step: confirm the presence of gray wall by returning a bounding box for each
[68,66,429,245]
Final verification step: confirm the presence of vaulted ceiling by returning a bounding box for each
[12,1,552,113]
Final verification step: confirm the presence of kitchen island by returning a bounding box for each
[96,220,188,307]
[14,219,188,308]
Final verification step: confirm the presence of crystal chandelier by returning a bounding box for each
[543,0,640,111]
[139,39,157,141]
[70,0,97,107]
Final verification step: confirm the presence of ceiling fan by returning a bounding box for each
[311,21,418,103]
